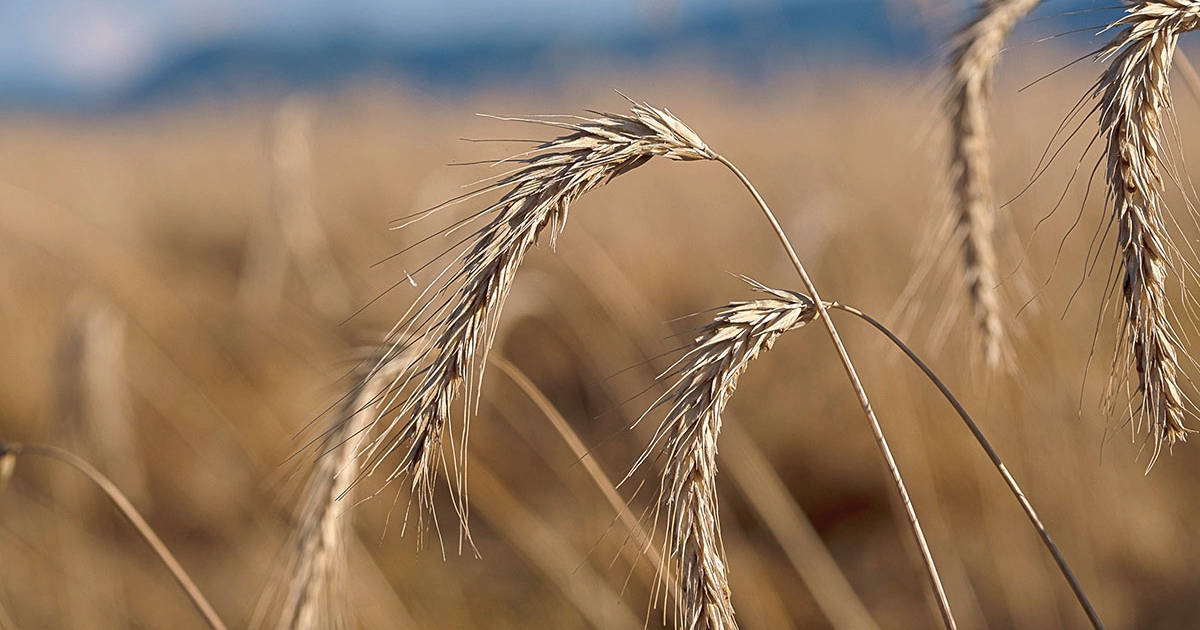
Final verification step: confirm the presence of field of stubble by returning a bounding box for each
[2,57,1200,630]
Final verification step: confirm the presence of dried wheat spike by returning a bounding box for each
[630,277,819,630]
[1094,0,1200,464]
[274,349,414,630]
[947,0,1040,368]
[364,98,716,540]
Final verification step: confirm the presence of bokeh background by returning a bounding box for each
[3,1,1199,629]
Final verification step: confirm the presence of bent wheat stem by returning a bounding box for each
[491,356,666,572]
[0,442,229,630]
[713,154,958,630]
[827,303,1106,630]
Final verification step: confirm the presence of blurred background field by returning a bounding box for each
[3,1,1200,629]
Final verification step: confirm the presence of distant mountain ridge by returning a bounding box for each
[123,1,924,107]
[0,0,1113,111]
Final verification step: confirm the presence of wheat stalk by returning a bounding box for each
[714,156,959,629]
[491,356,667,574]
[630,277,819,630]
[361,98,714,540]
[947,0,1039,368]
[0,442,229,630]
[1094,0,1200,464]
[828,303,1105,629]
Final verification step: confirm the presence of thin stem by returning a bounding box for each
[720,421,884,630]
[490,356,669,573]
[0,442,230,630]
[713,154,958,630]
[468,458,645,630]
[827,303,1106,630]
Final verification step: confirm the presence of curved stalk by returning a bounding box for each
[0,442,229,630]
[713,154,957,630]
[826,303,1105,630]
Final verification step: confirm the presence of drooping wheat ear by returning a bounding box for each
[364,98,715,541]
[274,348,414,630]
[629,277,819,630]
[946,0,1040,368]
[1094,1,1200,464]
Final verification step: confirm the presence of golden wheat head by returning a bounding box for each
[1094,0,1200,464]
[629,277,818,630]
[271,348,415,630]
[360,97,716,541]
[946,0,1039,368]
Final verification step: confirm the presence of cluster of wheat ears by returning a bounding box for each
[5,1,1200,629]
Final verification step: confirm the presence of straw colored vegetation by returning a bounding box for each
[945,0,1039,368]
[946,0,1199,459]
[630,278,817,630]
[357,101,714,543]
[5,10,1200,627]
[1092,0,1200,461]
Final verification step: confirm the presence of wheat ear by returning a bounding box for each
[274,349,414,630]
[364,98,714,540]
[630,277,819,630]
[947,0,1040,367]
[1094,0,1200,464]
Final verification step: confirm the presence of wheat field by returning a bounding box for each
[2,49,1200,630]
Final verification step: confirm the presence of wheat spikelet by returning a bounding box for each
[274,349,414,630]
[630,277,819,630]
[1094,0,1200,464]
[363,97,715,540]
[947,0,1039,368]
